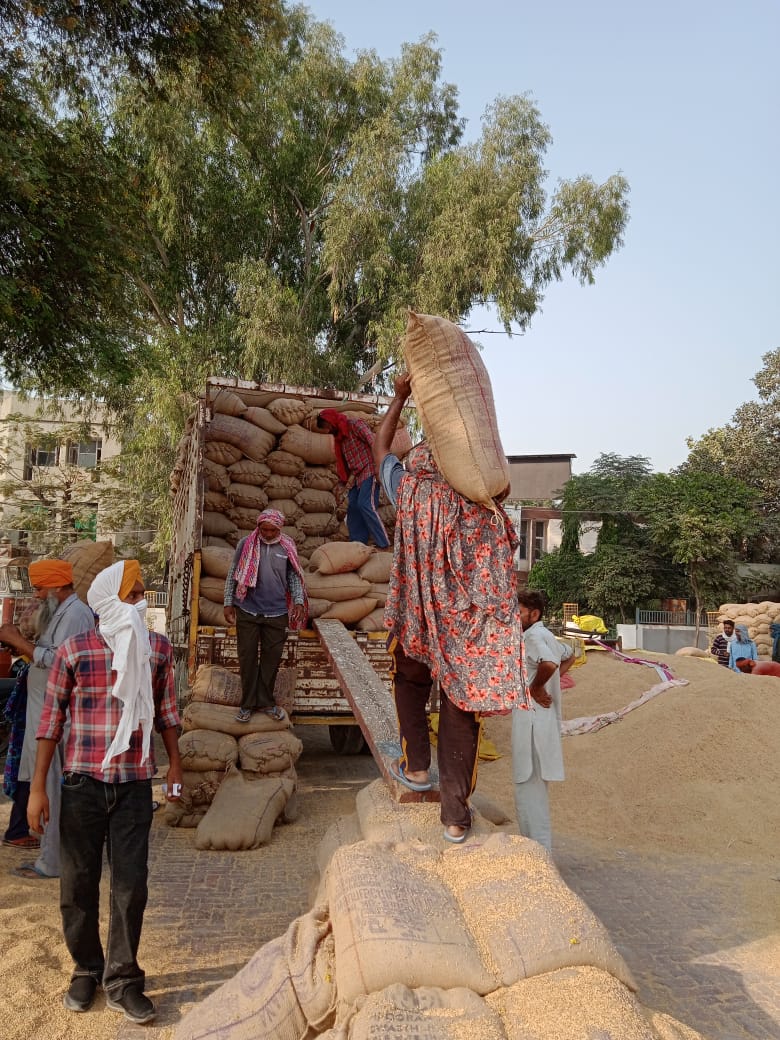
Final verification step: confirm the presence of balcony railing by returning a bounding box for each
[146,590,168,608]
[635,609,710,627]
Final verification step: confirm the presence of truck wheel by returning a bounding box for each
[329,724,366,755]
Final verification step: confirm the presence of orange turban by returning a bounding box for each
[28,560,73,588]
[119,559,142,600]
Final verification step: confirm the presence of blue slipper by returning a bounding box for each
[443,827,470,844]
[389,761,433,792]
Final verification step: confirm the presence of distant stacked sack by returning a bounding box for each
[304,541,393,631]
[59,540,114,604]
[166,663,302,849]
[717,601,780,659]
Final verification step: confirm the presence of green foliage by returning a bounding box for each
[585,545,657,624]
[527,548,590,616]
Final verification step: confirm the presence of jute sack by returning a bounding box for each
[310,541,374,574]
[283,906,337,1033]
[238,730,304,774]
[164,803,207,829]
[60,541,114,604]
[260,498,300,524]
[265,474,303,500]
[199,576,227,604]
[403,311,510,506]
[315,814,363,876]
[333,984,503,1040]
[267,397,310,426]
[675,646,709,658]
[228,459,272,485]
[390,425,414,458]
[226,529,254,548]
[266,450,306,477]
[355,780,469,848]
[204,490,229,512]
[181,769,225,808]
[301,467,339,491]
[369,582,389,606]
[357,609,386,631]
[303,570,372,602]
[280,425,335,465]
[440,833,636,991]
[320,597,377,624]
[485,966,664,1040]
[301,536,326,555]
[173,935,308,1040]
[297,512,338,537]
[202,536,232,549]
[295,488,337,514]
[197,598,229,627]
[191,664,242,707]
[203,457,230,491]
[204,441,243,466]
[307,598,332,619]
[227,483,269,510]
[200,546,235,580]
[182,700,291,737]
[358,552,393,583]
[210,389,247,417]
[328,841,494,1003]
[179,729,239,771]
[194,766,294,850]
[242,405,287,435]
[206,413,276,463]
[229,506,267,530]
[202,511,237,538]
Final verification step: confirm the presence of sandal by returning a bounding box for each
[12,863,58,880]
[389,760,433,792]
[262,706,285,721]
[443,826,470,844]
[234,708,252,723]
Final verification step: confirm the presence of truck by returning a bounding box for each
[166,377,399,754]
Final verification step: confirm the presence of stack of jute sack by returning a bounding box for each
[171,387,412,568]
[56,540,114,604]
[174,781,706,1040]
[165,664,302,850]
[717,601,779,659]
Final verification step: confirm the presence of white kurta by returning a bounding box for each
[511,621,573,783]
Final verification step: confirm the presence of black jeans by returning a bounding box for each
[60,772,153,997]
[4,780,31,841]
[235,608,289,711]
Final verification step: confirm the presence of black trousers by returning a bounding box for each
[4,780,31,841]
[60,773,152,997]
[390,640,481,829]
[235,608,289,712]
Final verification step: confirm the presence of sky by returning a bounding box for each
[301,0,779,474]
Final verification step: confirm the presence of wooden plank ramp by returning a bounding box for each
[314,619,440,803]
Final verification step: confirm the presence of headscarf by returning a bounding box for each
[28,560,73,588]
[384,443,529,715]
[734,624,752,643]
[318,409,351,483]
[233,510,309,629]
[87,560,154,771]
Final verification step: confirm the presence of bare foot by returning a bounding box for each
[405,768,430,786]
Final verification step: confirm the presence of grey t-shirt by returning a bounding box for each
[379,454,404,509]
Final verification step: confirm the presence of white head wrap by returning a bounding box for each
[87,561,154,772]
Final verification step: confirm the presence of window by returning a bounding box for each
[23,443,58,479]
[517,520,529,562]
[66,439,102,469]
[532,520,546,564]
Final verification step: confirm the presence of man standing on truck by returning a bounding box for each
[315,409,390,549]
[0,560,95,880]
[223,509,308,723]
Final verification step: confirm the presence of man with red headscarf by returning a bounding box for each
[223,509,308,723]
[316,409,390,549]
[0,559,94,880]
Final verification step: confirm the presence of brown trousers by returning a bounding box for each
[390,639,480,829]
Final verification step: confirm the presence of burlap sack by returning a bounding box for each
[301,536,326,555]
[226,528,254,548]
[200,546,235,579]
[390,425,414,458]
[310,541,373,574]
[203,457,230,491]
[182,700,291,737]
[182,769,224,808]
[202,535,232,549]
[265,474,303,500]
[403,311,510,506]
[210,389,248,417]
[195,767,294,850]
[199,576,227,604]
[191,666,242,709]
[281,525,301,544]
[315,814,363,876]
[283,906,337,1033]
[174,935,309,1040]
[230,506,268,530]
[267,397,310,426]
[227,483,269,510]
[60,540,114,604]
[280,425,336,465]
[204,441,244,466]
[295,489,337,514]
[164,803,207,829]
[369,582,389,606]
[238,730,304,774]
[259,498,299,524]
[242,405,287,435]
[206,413,277,463]
[197,598,229,627]
[267,450,306,477]
[228,459,272,485]
[202,511,237,538]
[675,647,709,658]
[357,552,393,583]
[203,490,229,513]
[334,984,503,1040]
[357,609,386,631]
[307,598,332,619]
[179,729,239,771]
[301,467,339,491]
[320,597,377,624]
[297,513,338,537]
[303,570,372,602]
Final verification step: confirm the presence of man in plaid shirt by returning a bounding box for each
[27,560,182,1026]
[316,408,389,548]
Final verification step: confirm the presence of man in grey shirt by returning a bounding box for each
[0,559,95,878]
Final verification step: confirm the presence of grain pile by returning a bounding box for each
[717,600,779,658]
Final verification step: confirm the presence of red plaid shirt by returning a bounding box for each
[341,417,376,485]
[37,628,179,783]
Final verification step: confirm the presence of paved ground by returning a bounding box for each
[75,726,780,1040]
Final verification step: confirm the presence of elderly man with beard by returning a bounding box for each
[0,560,95,879]
[27,559,182,1024]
